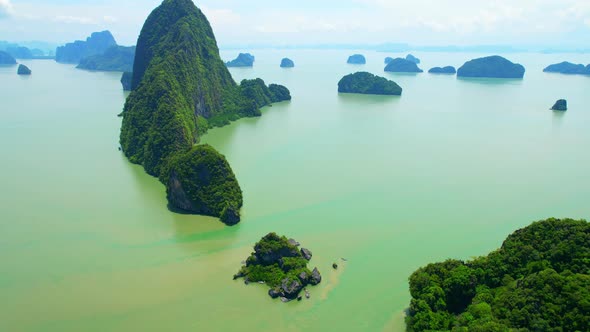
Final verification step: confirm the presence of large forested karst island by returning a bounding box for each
[457,55,525,79]
[347,54,366,64]
[0,50,17,65]
[338,72,402,96]
[406,218,590,332]
[543,61,590,75]
[119,0,290,224]
[384,58,424,73]
[234,233,322,301]
[384,56,394,64]
[56,30,117,64]
[77,46,136,72]
[429,66,456,74]
[226,53,255,67]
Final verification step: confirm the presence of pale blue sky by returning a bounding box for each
[1,0,589,47]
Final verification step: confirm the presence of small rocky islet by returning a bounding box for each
[338,71,402,96]
[551,99,567,111]
[234,233,322,302]
[17,64,31,75]
[457,55,525,79]
[428,66,456,74]
[543,61,590,75]
[384,58,423,73]
[347,54,366,65]
[280,58,294,68]
[226,53,255,67]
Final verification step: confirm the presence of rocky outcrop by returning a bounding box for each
[551,99,567,111]
[280,58,294,68]
[226,53,255,67]
[384,58,423,73]
[338,71,403,96]
[56,31,117,64]
[429,66,456,74]
[347,54,366,64]
[457,55,525,79]
[17,64,31,75]
[301,248,313,260]
[235,233,322,301]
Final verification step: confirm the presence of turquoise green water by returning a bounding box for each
[0,51,589,331]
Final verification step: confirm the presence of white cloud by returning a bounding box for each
[0,0,14,19]
[53,15,97,25]
[103,16,117,23]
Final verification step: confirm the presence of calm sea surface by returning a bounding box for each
[0,50,589,331]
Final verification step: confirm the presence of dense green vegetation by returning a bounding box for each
[56,31,117,64]
[384,58,424,73]
[347,54,366,64]
[161,144,242,225]
[17,64,31,75]
[543,61,590,75]
[226,53,255,67]
[280,58,295,68]
[0,50,17,65]
[429,66,456,74]
[406,218,590,332]
[338,72,402,96]
[77,46,135,72]
[551,99,568,111]
[235,233,322,300]
[119,0,290,223]
[457,56,525,79]
[120,72,132,91]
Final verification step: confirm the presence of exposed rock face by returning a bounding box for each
[17,64,31,75]
[457,55,525,79]
[235,233,322,301]
[347,54,366,64]
[429,66,456,74]
[384,58,423,73]
[310,267,322,285]
[77,46,135,72]
[280,58,294,68]
[338,71,402,96]
[551,99,567,111]
[0,51,17,65]
[163,144,243,224]
[384,57,394,64]
[226,53,255,67]
[406,54,421,64]
[543,61,590,75]
[280,278,304,299]
[56,31,117,64]
[120,72,132,91]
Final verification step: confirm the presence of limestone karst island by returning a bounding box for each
[1,0,589,331]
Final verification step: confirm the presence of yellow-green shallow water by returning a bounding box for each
[0,50,589,331]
